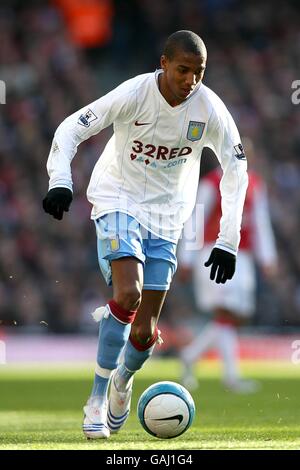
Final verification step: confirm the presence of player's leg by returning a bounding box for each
[118,239,177,382]
[180,316,220,390]
[107,289,167,433]
[118,245,177,382]
[180,247,256,391]
[212,252,259,393]
[83,213,145,439]
[116,289,167,388]
[83,257,143,439]
[214,307,259,393]
[213,307,243,387]
[91,257,143,395]
[180,245,219,389]
[107,238,177,433]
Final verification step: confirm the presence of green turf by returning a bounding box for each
[0,359,300,450]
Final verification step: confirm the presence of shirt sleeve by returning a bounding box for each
[46,81,137,191]
[252,181,277,266]
[205,104,248,255]
[197,178,218,224]
[178,179,217,266]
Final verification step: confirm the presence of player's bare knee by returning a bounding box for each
[115,285,142,311]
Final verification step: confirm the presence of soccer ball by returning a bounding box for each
[137,381,195,439]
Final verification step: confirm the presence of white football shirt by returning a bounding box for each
[47,70,248,253]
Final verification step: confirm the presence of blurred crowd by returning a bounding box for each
[0,0,299,332]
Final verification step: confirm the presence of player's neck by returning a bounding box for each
[158,73,184,107]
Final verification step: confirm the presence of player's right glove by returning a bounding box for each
[42,187,73,220]
[204,247,236,284]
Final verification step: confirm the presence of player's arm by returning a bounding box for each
[43,81,136,220]
[204,106,248,283]
[178,179,217,276]
[252,179,278,277]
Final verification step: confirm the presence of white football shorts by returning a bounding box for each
[193,245,256,317]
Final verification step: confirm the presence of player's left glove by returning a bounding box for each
[204,247,236,284]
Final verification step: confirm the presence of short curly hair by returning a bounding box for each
[163,30,207,60]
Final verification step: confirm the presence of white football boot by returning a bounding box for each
[107,371,133,433]
[83,396,110,439]
[180,354,198,391]
[223,378,261,394]
[181,368,199,391]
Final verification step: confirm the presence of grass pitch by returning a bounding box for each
[0,359,300,450]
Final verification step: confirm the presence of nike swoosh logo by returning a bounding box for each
[135,121,151,126]
[152,414,184,425]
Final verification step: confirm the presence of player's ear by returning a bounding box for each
[160,55,168,71]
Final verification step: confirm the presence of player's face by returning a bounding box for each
[160,50,206,106]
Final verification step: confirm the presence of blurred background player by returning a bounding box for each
[178,138,278,393]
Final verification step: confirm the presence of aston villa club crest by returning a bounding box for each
[187,121,205,142]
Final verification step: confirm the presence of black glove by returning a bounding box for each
[204,247,236,284]
[42,187,73,220]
